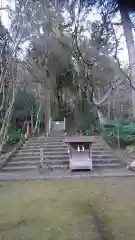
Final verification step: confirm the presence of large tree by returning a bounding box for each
[8,0,125,133]
[55,0,135,118]
[0,9,33,153]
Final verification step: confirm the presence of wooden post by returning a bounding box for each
[108,99,111,120]
[40,148,44,168]
[44,90,50,136]
[48,118,52,134]
[112,99,116,120]
[25,122,30,138]
[92,127,94,136]
[31,108,34,135]
[116,124,120,148]
[64,117,66,135]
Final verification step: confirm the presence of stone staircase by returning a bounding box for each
[92,137,121,169]
[1,130,67,172]
[1,130,122,173]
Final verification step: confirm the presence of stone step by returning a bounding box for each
[16,149,115,156]
[2,160,121,172]
[93,148,111,151]
[7,158,120,167]
[19,147,68,152]
[21,146,113,151]
[93,158,119,163]
[1,165,37,172]
[92,150,113,154]
[44,165,68,169]
[2,162,121,172]
[49,136,65,138]
[19,148,67,152]
[7,160,68,167]
[11,156,40,161]
[28,138,65,143]
[7,157,119,165]
[7,161,39,166]
[49,137,65,139]
[26,142,65,146]
[16,152,40,156]
[93,158,118,162]
[12,154,69,161]
[93,162,122,168]
[92,147,111,151]
[92,154,115,158]
[45,159,119,164]
[29,138,65,141]
[21,144,67,149]
[17,149,113,156]
[32,136,65,139]
[92,146,111,150]
[47,135,65,137]
[13,155,117,162]
[16,151,68,156]
[14,154,116,162]
[34,137,65,140]
[26,141,67,145]
[49,132,65,134]
[92,144,110,147]
[43,162,121,169]
[44,159,119,165]
[26,142,67,146]
[14,155,69,160]
[45,143,68,147]
[92,153,114,157]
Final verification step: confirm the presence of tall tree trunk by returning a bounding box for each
[44,89,51,136]
[119,6,135,119]
[33,105,41,134]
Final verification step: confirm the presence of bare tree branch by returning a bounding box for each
[111,23,135,91]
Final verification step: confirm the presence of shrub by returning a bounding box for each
[7,128,23,145]
[103,121,135,148]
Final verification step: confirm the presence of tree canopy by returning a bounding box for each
[0,0,133,149]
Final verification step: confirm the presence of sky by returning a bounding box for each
[0,0,129,64]
[85,9,129,64]
[0,0,10,29]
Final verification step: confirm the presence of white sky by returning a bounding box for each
[0,0,10,28]
[0,0,129,63]
[85,10,129,64]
